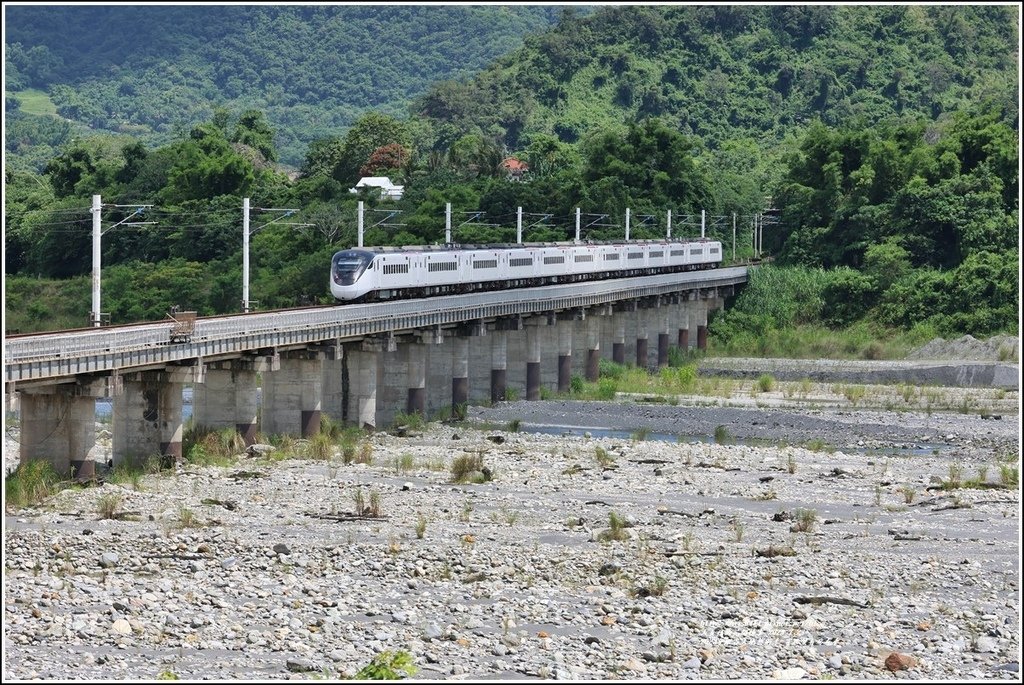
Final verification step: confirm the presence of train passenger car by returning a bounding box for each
[330,238,722,302]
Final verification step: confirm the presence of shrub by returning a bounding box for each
[451,452,490,484]
[792,508,818,533]
[97,492,124,520]
[306,433,334,461]
[354,650,417,680]
[756,374,775,393]
[598,358,627,379]
[391,411,425,431]
[596,378,617,400]
[5,459,65,510]
[594,445,616,468]
[570,375,585,394]
[603,511,629,541]
[714,425,732,444]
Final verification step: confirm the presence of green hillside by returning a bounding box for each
[4,5,1018,343]
[4,4,577,169]
[416,5,1017,152]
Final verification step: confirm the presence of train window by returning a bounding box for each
[428,262,457,272]
[628,252,643,259]
[543,256,565,264]
[473,260,498,269]
[510,258,533,267]
[690,248,703,255]
[710,247,720,254]
[671,250,685,256]
[574,255,594,262]
[384,263,410,275]
[650,251,664,258]
[603,253,620,261]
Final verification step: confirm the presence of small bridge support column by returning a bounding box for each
[697,298,709,351]
[585,313,602,382]
[635,304,650,370]
[407,339,428,417]
[490,329,508,403]
[556,312,576,394]
[612,309,627,365]
[193,359,262,446]
[525,318,543,401]
[114,368,195,467]
[657,301,671,369]
[20,378,110,479]
[262,352,323,438]
[452,334,469,413]
[678,299,691,351]
[346,339,383,430]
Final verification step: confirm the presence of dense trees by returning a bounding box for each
[4,4,1018,339]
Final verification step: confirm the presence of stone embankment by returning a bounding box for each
[699,335,1020,389]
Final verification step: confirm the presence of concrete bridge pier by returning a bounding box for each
[193,359,262,446]
[612,307,627,365]
[419,330,449,420]
[262,351,323,438]
[696,297,709,351]
[490,328,508,403]
[585,311,603,382]
[114,367,198,468]
[557,313,575,394]
[686,297,700,351]
[635,304,650,370]
[678,298,691,351]
[468,324,491,405]
[345,338,384,430]
[525,317,543,401]
[538,315,558,395]
[656,300,672,369]
[407,333,432,417]
[451,332,471,414]
[19,378,111,479]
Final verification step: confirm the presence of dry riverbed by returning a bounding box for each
[3,383,1020,681]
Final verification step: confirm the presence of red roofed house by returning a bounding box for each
[500,157,529,182]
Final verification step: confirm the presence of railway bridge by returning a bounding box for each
[4,266,749,478]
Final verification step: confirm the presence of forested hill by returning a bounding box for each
[415,4,1018,153]
[4,4,1018,341]
[4,4,575,169]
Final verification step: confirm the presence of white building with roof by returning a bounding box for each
[350,176,404,201]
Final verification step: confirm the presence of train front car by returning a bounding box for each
[331,249,377,301]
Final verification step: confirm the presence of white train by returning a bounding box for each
[330,238,722,302]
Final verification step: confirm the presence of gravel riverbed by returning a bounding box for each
[3,392,1020,681]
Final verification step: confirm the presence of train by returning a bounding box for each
[330,238,723,302]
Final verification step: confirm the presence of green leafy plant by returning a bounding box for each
[756,374,775,393]
[5,459,66,510]
[353,650,417,680]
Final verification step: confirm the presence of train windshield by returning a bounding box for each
[332,250,374,285]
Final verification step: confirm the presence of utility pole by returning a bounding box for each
[446,202,452,244]
[91,195,102,327]
[575,207,581,242]
[242,197,250,314]
[666,209,672,239]
[701,209,706,239]
[242,200,310,313]
[91,195,155,327]
[732,212,736,261]
[516,206,522,243]
[625,207,631,242]
[357,200,364,247]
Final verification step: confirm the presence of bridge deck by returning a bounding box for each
[5,267,748,384]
